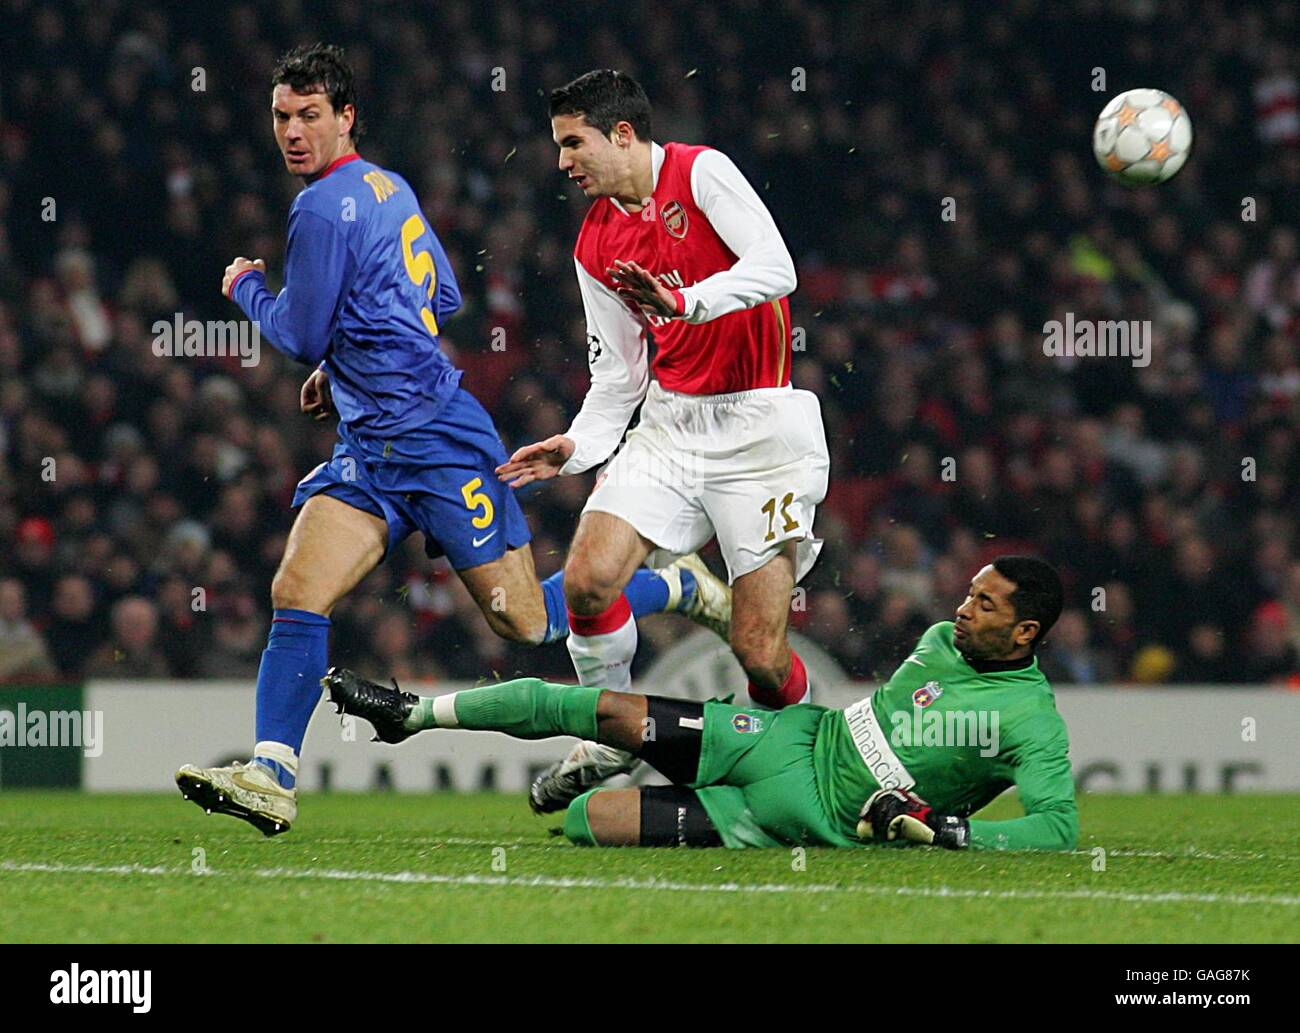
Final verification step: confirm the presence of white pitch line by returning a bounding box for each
[293,836,536,848]
[1076,848,1277,862]
[4,859,1299,908]
[0,861,174,877]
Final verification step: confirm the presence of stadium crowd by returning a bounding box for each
[2,0,1299,686]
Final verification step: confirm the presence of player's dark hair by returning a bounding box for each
[549,69,653,141]
[991,556,1063,648]
[271,43,363,141]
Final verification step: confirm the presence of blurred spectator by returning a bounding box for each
[195,588,266,679]
[154,575,209,678]
[43,574,104,679]
[878,527,932,611]
[1173,625,1235,685]
[11,517,57,617]
[1130,644,1177,685]
[84,596,170,678]
[353,606,428,685]
[1039,610,1116,685]
[1242,602,1299,683]
[804,590,871,675]
[1281,562,1300,658]
[0,577,56,679]
[865,592,930,681]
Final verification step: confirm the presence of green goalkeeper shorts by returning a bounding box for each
[690,700,859,849]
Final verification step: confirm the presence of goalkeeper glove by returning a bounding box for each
[857,787,970,850]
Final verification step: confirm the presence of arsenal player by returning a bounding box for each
[497,70,830,812]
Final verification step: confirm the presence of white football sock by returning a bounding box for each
[566,610,637,693]
[566,603,639,773]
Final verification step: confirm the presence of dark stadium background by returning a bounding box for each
[1,0,1297,689]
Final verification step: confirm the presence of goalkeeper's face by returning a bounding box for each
[271,84,355,178]
[953,565,1038,661]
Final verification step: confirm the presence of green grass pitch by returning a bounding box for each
[1,791,1295,943]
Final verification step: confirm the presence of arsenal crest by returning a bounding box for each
[660,200,688,239]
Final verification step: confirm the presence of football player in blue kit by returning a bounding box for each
[176,45,728,835]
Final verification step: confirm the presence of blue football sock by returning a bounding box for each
[539,567,697,645]
[540,571,569,644]
[624,567,671,616]
[252,608,330,789]
[670,566,698,613]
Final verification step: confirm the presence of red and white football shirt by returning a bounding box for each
[560,142,797,475]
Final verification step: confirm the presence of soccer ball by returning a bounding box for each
[1092,88,1193,185]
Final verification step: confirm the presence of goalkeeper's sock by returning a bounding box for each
[563,789,600,846]
[402,677,602,740]
[251,609,330,789]
[538,569,687,644]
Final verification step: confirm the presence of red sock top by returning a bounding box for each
[567,594,633,637]
[748,650,808,708]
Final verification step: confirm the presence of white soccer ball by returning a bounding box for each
[1092,88,1193,185]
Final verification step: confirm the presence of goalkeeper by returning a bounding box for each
[326,556,1077,851]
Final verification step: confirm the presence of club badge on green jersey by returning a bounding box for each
[732,713,764,734]
[912,681,944,708]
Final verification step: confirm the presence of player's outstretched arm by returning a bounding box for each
[966,735,1079,852]
[859,789,1077,852]
[495,434,575,488]
[858,768,1078,853]
[966,803,1079,852]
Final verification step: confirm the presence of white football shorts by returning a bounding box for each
[583,381,830,584]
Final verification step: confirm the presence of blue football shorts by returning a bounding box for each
[293,386,531,570]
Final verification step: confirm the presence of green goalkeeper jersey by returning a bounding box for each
[815,621,1078,851]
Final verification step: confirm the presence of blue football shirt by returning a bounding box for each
[230,153,464,459]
